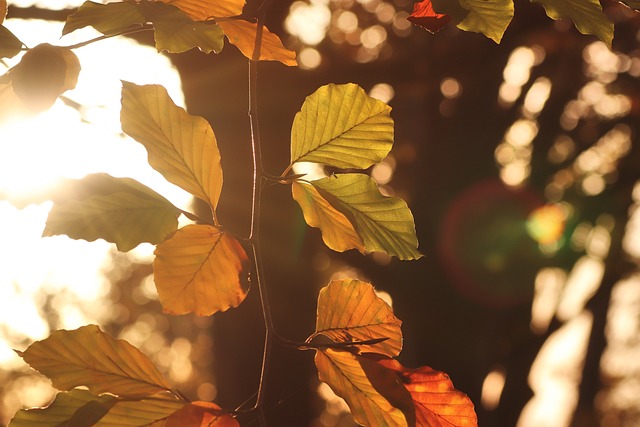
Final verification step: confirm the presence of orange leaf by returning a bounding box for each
[155,0,244,20]
[161,402,239,427]
[1,0,7,24]
[218,20,297,66]
[309,278,402,358]
[408,0,451,34]
[154,224,249,316]
[378,359,479,427]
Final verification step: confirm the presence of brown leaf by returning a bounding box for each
[378,359,479,427]
[1,0,7,24]
[408,0,452,34]
[160,402,239,427]
[218,20,297,66]
[155,0,244,20]
[154,224,249,316]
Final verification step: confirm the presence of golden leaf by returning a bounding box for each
[218,20,297,66]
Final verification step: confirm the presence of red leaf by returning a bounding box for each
[408,0,451,34]
[379,359,478,427]
[164,401,239,427]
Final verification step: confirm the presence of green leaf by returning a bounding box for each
[311,174,422,260]
[120,81,223,220]
[290,83,393,170]
[0,25,23,59]
[17,325,174,398]
[42,174,181,252]
[139,2,224,54]
[308,278,403,358]
[432,0,514,43]
[530,0,614,47]
[63,1,146,36]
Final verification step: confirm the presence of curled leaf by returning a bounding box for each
[408,0,452,34]
[218,20,297,66]
[431,0,514,43]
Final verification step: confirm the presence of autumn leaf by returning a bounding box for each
[63,1,146,36]
[407,0,452,34]
[292,181,365,253]
[378,359,479,427]
[218,20,297,66]
[1,0,6,23]
[5,43,80,112]
[120,81,223,219]
[431,0,513,43]
[530,0,614,47]
[155,0,244,21]
[315,349,415,426]
[16,325,174,398]
[311,174,422,260]
[153,224,249,316]
[308,278,402,358]
[0,25,23,59]
[290,83,393,170]
[617,0,640,9]
[160,401,239,427]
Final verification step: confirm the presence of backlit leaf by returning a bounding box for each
[42,174,181,252]
[160,401,239,427]
[432,0,514,43]
[315,349,414,426]
[154,224,249,316]
[10,389,188,427]
[155,0,244,20]
[290,83,393,169]
[530,0,613,47]
[292,181,365,253]
[121,81,223,218]
[218,20,297,66]
[16,325,173,397]
[617,0,640,10]
[1,0,6,23]
[378,359,479,427]
[63,1,146,36]
[309,278,402,358]
[407,0,452,34]
[312,174,422,260]
[1,26,23,59]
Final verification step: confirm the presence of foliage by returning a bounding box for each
[0,0,634,425]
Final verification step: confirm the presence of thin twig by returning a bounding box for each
[63,24,153,50]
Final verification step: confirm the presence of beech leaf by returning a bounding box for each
[315,349,415,426]
[378,359,479,427]
[43,174,181,252]
[431,0,514,43]
[120,81,223,218]
[292,181,365,253]
[1,0,6,23]
[309,278,402,358]
[617,0,640,10]
[63,1,146,36]
[155,0,244,21]
[161,401,239,427]
[218,20,297,66]
[153,224,249,316]
[311,174,422,260]
[0,26,23,59]
[16,325,173,397]
[407,0,452,34]
[530,0,614,47]
[290,83,393,169]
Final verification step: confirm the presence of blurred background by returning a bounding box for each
[1,0,640,426]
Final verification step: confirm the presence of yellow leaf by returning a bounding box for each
[309,278,402,358]
[154,224,249,316]
[315,350,414,426]
[292,181,365,253]
[155,0,244,20]
[218,20,297,66]
[16,325,173,398]
[120,81,223,217]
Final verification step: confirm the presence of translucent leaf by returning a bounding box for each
[377,359,479,427]
[1,25,23,59]
[292,181,365,253]
[218,20,297,66]
[618,0,640,10]
[7,43,80,112]
[407,0,452,34]
[432,0,514,43]
[154,224,249,316]
[290,83,393,169]
[531,0,614,47]
[309,278,402,357]
[16,325,173,397]
[155,0,244,20]
[312,174,422,260]
[63,1,146,36]
[120,81,223,218]
[10,389,187,427]
[42,174,181,252]
[158,401,239,427]
[315,349,414,426]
